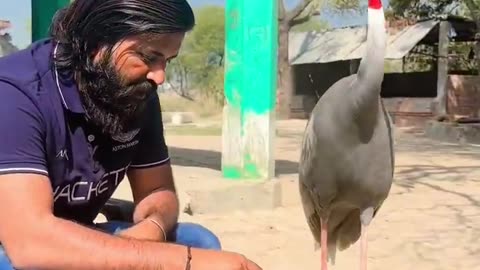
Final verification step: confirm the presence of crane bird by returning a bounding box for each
[298,0,394,270]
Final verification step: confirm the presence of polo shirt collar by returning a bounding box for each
[52,43,85,114]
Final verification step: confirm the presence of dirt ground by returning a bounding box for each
[113,119,480,270]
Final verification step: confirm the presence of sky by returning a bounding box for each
[1,0,389,49]
[0,0,31,49]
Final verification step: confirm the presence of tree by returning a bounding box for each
[389,0,479,71]
[166,6,225,103]
[277,0,360,118]
[186,6,225,103]
[461,1,480,70]
[388,0,465,19]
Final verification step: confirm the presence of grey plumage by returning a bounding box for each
[298,1,394,268]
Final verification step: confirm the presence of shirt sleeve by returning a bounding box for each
[0,81,48,176]
[129,93,170,169]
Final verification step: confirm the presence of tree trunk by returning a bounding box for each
[275,0,315,119]
[276,20,293,119]
[474,22,480,75]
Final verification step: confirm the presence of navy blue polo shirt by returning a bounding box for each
[0,39,170,224]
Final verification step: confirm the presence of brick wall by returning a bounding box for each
[383,97,434,128]
[447,75,480,119]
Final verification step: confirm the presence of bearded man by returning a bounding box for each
[0,1,261,269]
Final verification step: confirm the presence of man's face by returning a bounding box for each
[77,32,185,138]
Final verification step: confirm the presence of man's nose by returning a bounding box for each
[146,67,166,85]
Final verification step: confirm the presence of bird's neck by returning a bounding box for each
[350,1,386,118]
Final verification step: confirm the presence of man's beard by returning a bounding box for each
[76,55,157,139]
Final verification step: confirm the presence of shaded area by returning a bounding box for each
[391,163,480,261]
[395,164,480,186]
[169,147,299,176]
[394,132,480,159]
[394,164,480,225]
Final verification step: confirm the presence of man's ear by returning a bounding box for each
[90,47,103,63]
[90,46,116,66]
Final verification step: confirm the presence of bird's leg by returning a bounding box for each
[320,216,329,270]
[360,207,374,270]
[360,222,369,270]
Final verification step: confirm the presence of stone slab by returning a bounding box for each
[162,112,195,125]
[109,166,303,216]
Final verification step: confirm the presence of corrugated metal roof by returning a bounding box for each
[289,19,440,65]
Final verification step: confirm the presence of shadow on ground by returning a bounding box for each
[395,133,480,159]
[169,147,299,176]
[393,163,480,240]
[395,164,480,193]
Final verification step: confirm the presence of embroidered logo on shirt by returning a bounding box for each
[111,128,141,143]
[53,166,129,203]
[56,149,69,160]
[112,140,139,152]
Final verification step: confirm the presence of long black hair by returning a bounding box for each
[50,0,195,73]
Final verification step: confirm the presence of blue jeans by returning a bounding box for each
[0,221,221,269]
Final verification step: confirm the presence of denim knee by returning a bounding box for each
[0,246,14,270]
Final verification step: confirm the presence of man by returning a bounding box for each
[0,0,262,269]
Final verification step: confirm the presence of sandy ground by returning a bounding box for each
[112,120,480,270]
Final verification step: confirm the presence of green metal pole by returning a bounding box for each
[31,0,70,42]
[222,0,278,180]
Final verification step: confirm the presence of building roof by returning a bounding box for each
[289,19,440,65]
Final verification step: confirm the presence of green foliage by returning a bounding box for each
[326,0,361,13]
[388,0,468,19]
[449,42,477,74]
[166,6,225,104]
[388,0,477,74]
[300,0,361,15]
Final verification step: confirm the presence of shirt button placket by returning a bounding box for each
[87,134,101,173]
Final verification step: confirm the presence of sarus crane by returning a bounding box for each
[298,0,394,269]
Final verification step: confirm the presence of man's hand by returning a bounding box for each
[117,225,263,270]
[116,218,166,242]
[190,249,263,270]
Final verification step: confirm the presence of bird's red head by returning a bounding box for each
[368,0,382,9]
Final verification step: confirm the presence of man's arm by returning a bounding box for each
[0,173,190,270]
[0,174,262,270]
[120,163,179,241]
[119,94,178,241]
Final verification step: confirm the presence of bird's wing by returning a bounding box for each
[298,118,322,245]
[299,179,323,247]
[380,98,395,173]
